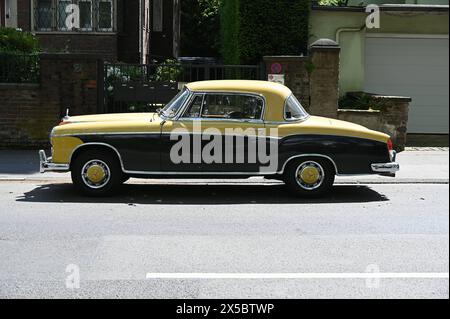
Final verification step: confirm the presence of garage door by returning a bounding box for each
[364,36,449,134]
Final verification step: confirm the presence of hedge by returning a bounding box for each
[220,0,310,64]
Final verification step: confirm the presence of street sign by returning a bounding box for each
[270,62,282,74]
[268,74,285,85]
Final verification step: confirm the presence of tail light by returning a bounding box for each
[387,138,393,151]
[58,120,72,126]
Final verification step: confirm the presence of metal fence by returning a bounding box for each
[103,62,264,113]
[105,62,263,85]
[0,53,40,83]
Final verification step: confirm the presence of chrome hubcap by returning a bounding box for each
[81,160,110,189]
[295,161,325,190]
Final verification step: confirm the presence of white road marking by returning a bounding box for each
[146,272,450,279]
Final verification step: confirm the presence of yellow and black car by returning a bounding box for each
[39,80,399,197]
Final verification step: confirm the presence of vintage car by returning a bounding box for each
[39,80,399,197]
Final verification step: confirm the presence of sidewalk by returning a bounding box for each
[0,149,448,184]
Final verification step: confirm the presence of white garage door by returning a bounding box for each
[364,35,449,134]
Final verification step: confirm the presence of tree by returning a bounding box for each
[180,0,222,57]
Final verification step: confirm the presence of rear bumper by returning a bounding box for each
[371,151,399,177]
[39,150,70,173]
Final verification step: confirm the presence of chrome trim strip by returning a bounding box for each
[52,132,161,138]
[69,143,127,171]
[123,170,273,176]
[279,154,340,175]
[39,150,70,173]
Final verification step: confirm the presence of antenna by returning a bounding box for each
[64,108,70,120]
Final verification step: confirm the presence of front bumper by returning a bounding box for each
[39,150,70,173]
[371,151,400,177]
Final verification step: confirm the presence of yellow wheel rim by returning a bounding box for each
[299,166,320,185]
[86,165,106,184]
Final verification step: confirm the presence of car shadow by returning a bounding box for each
[16,183,388,205]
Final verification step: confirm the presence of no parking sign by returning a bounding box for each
[270,62,283,74]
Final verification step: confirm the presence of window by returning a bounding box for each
[182,95,204,118]
[33,0,114,32]
[98,0,112,31]
[79,0,93,30]
[57,0,71,31]
[201,94,264,120]
[35,0,52,31]
[160,88,190,119]
[284,95,309,121]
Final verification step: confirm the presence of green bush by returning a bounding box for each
[155,59,183,82]
[339,92,388,111]
[0,27,40,53]
[220,0,310,64]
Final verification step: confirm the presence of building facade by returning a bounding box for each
[2,0,180,63]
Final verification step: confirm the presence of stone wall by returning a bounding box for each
[263,56,311,110]
[264,39,340,117]
[309,39,340,119]
[0,54,101,149]
[338,95,411,152]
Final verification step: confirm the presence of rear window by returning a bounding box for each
[284,95,309,121]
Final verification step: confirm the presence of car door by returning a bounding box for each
[160,93,204,172]
[198,92,268,173]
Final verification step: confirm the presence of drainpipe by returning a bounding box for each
[335,25,366,44]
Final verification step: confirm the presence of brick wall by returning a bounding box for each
[0,54,101,149]
[0,83,52,148]
[37,34,118,62]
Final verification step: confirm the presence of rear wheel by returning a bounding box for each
[71,150,123,197]
[284,157,335,197]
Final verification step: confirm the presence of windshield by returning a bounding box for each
[284,95,309,121]
[160,88,190,118]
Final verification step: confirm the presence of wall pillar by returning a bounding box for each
[309,39,340,119]
[263,55,311,110]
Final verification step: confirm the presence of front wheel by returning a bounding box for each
[71,150,123,197]
[284,157,335,197]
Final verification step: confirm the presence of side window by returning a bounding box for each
[182,95,204,118]
[201,94,263,120]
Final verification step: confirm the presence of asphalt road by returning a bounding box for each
[0,180,448,299]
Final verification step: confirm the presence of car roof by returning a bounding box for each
[185,80,292,99]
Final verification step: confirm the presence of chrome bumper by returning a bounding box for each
[39,150,70,173]
[371,151,399,176]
